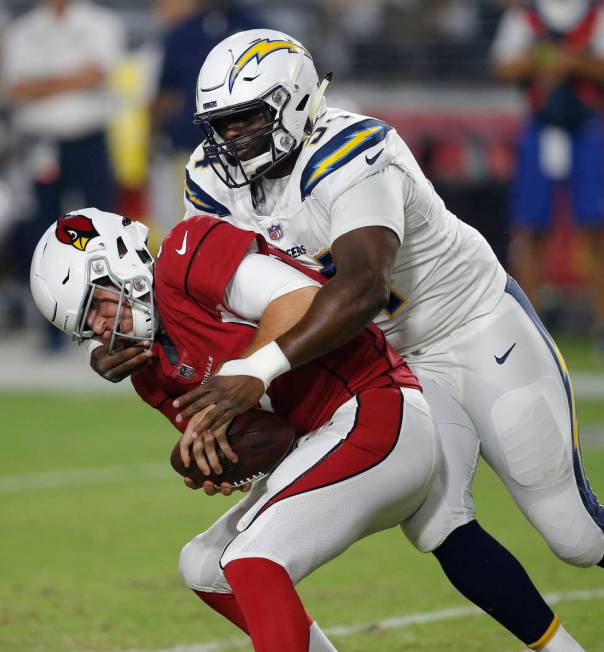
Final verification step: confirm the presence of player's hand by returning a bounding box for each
[75,62,104,88]
[551,47,577,77]
[179,405,238,476]
[90,331,153,382]
[173,375,264,432]
[183,477,252,496]
[536,44,577,84]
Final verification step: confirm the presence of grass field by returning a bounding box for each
[1,336,603,652]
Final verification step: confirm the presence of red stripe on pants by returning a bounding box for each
[253,388,404,524]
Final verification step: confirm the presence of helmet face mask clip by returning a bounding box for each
[73,256,155,355]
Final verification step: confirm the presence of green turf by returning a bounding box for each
[577,400,604,428]
[552,332,604,373]
[1,393,603,652]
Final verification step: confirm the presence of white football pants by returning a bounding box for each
[179,387,440,590]
[402,277,604,567]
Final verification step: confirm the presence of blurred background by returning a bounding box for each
[0,0,602,355]
[0,3,603,651]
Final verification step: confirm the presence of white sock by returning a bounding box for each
[537,623,585,652]
[309,621,338,651]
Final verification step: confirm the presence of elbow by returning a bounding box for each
[353,272,390,318]
[369,288,390,316]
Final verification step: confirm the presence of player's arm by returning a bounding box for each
[242,166,405,365]
[490,9,537,83]
[176,252,319,475]
[561,49,604,82]
[492,53,537,83]
[7,64,105,103]
[180,281,318,498]
[276,226,398,364]
[88,334,154,382]
[491,17,604,84]
[175,167,403,431]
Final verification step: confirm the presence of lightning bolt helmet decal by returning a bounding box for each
[229,37,311,93]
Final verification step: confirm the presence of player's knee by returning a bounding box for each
[534,506,604,567]
[545,534,604,568]
[179,536,230,592]
[221,541,301,583]
[178,539,203,588]
[524,488,604,567]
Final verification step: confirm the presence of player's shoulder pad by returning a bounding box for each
[157,215,258,300]
[299,109,394,202]
[185,144,231,218]
[157,215,223,278]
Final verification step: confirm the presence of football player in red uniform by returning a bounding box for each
[31,208,441,652]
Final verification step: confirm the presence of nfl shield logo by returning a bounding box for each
[177,363,196,379]
[268,224,284,241]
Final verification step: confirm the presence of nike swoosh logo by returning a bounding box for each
[495,342,516,365]
[365,149,384,165]
[176,231,188,255]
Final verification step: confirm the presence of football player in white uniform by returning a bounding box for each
[89,29,600,651]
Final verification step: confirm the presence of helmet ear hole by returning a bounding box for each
[136,248,152,264]
[295,94,310,112]
[116,237,128,259]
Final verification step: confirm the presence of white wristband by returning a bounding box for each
[217,341,291,390]
[86,338,103,357]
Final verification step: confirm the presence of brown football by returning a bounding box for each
[170,408,296,487]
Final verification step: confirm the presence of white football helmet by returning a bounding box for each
[30,208,155,353]
[194,28,330,188]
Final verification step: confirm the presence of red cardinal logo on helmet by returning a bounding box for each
[55,214,100,252]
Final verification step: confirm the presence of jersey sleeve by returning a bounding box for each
[490,9,534,63]
[183,146,231,219]
[224,251,321,321]
[329,164,405,245]
[300,117,393,205]
[182,219,259,308]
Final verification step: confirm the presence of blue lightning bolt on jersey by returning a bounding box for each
[185,169,230,217]
[300,119,391,199]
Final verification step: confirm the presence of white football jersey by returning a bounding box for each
[184,107,507,355]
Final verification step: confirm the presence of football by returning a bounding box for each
[170,408,296,487]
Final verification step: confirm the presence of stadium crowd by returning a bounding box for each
[0,0,602,354]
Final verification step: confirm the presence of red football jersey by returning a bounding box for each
[132,216,420,436]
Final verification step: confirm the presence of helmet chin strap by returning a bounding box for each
[242,73,333,180]
[307,72,332,131]
[131,303,157,341]
[241,149,274,177]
